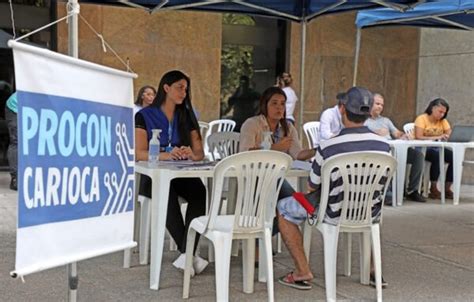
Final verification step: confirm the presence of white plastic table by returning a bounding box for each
[388,140,474,206]
[135,161,310,290]
[388,140,445,206]
[445,142,474,205]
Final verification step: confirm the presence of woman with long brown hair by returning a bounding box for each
[135,70,207,275]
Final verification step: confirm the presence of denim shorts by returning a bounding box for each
[277,196,308,225]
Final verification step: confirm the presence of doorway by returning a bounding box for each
[220,14,287,131]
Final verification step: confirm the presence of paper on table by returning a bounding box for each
[292,160,312,171]
[159,160,216,169]
[178,161,217,170]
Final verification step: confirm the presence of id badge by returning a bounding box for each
[165,145,173,153]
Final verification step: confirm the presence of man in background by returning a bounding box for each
[365,93,425,203]
[225,75,260,132]
[319,92,346,142]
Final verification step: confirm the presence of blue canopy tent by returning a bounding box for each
[89,0,420,22]
[67,0,422,134]
[352,0,474,84]
[356,0,474,30]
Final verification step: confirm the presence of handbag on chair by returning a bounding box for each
[292,191,320,224]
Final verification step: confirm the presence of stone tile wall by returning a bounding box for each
[57,5,419,132]
[417,28,474,184]
[287,12,420,131]
[57,3,222,122]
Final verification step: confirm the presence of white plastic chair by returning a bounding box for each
[123,175,152,267]
[207,131,240,258]
[198,121,209,141]
[204,119,236,159]
[302,151,396,302]
[182,150,292,302]
[303,121,320,149]
[403,122,446,198]
[403,122,415,140]
[207,131,240,161]
[403,122,431,196]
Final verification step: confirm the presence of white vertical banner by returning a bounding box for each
[9,41,137,277]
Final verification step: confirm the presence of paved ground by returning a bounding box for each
[0,172,473,301]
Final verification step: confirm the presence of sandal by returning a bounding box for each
[278,272,312,290]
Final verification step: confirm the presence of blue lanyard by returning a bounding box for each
[168,120,173,146]
[165,118,174,153]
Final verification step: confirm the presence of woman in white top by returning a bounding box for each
[277,72,298,124]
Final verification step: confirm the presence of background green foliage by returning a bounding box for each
[220,14,256,116]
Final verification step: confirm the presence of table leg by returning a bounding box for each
[124,172,142,268]
[133,173,141,242]
[150,171,171,290]
[451,144,465,206]
[297,175,307,192]
[439,147,445,204]
[207,177,216,262]
[396,146,408,206]
[390,148,397,208]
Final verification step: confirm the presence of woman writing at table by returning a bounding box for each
[239,86,315,231]
[135,70,208,275]
[414,98,453,199]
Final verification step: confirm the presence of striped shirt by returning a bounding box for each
[309,126,391,225]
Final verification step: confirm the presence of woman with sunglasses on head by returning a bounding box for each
[135,70,208,275]
[239,86,315,234]
[414,98,453,199]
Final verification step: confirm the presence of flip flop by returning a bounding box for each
[278,272,312,290]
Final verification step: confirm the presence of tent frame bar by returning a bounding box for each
[117,0,150,11]
[232,0,301,21]
[305,0,346,20]
[371,0,413,12]
[156,0,302,21]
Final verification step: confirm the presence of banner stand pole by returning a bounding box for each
[67,0,79,301]
[67,262,78,302]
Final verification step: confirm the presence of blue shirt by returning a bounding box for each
[136,106,182,150]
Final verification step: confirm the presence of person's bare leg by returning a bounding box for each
[278,213,313,280]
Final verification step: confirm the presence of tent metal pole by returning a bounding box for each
[299,20,307,138]
[352,27,361,86]
[67,0,79,58]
